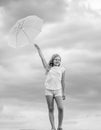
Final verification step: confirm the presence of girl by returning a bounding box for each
[34,44,66,130]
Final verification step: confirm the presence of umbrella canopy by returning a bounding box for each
[8,15,43,48]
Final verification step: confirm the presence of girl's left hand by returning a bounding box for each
[62,95,66,100]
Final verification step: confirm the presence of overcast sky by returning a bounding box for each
[0,0,101,130]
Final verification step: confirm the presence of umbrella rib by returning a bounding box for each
[16,27,19,47]
[15,20,26,47]
[9,16,43,48]
[22,29,33,45]
[18,19,25,30]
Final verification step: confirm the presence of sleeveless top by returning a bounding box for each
[45,66,65,90]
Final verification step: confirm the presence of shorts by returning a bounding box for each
[45,88,62,97]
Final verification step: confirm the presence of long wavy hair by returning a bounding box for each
[46,54,61,74]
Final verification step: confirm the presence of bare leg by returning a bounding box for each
[55,96,63,129]
[46,95,56,130]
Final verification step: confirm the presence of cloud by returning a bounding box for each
[0,0,68,33]
[0,51,46,102]
[0,0,101,117]
[63,111,101,130]
[0,102,49,130]
[35,6,101,52]
[76,115,101,130]
[0,7,5,28]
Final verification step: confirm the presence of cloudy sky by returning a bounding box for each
[0,0,101,130]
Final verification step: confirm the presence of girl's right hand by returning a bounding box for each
[34,44,40,50]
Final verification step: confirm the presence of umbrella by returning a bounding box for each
[8,15,43,48]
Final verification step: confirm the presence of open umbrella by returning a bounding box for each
[8,15,43,48]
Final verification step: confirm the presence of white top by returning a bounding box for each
[45,66,65,90]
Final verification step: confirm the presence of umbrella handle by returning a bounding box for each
[22,28,35,46]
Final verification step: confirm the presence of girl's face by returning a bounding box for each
[53,56,61,66]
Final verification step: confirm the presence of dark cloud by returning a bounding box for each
[0,83,45,102]
[1,0,67,32]
[0,0,13,6]
[68,70,101,104]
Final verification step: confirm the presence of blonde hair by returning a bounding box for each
[45,54,61,74]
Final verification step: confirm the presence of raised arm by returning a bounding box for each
[34,44,49,71]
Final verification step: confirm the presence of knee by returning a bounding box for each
[49,107,54,112]
[58,106,63,112]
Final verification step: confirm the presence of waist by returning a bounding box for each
[45,82,62,90]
